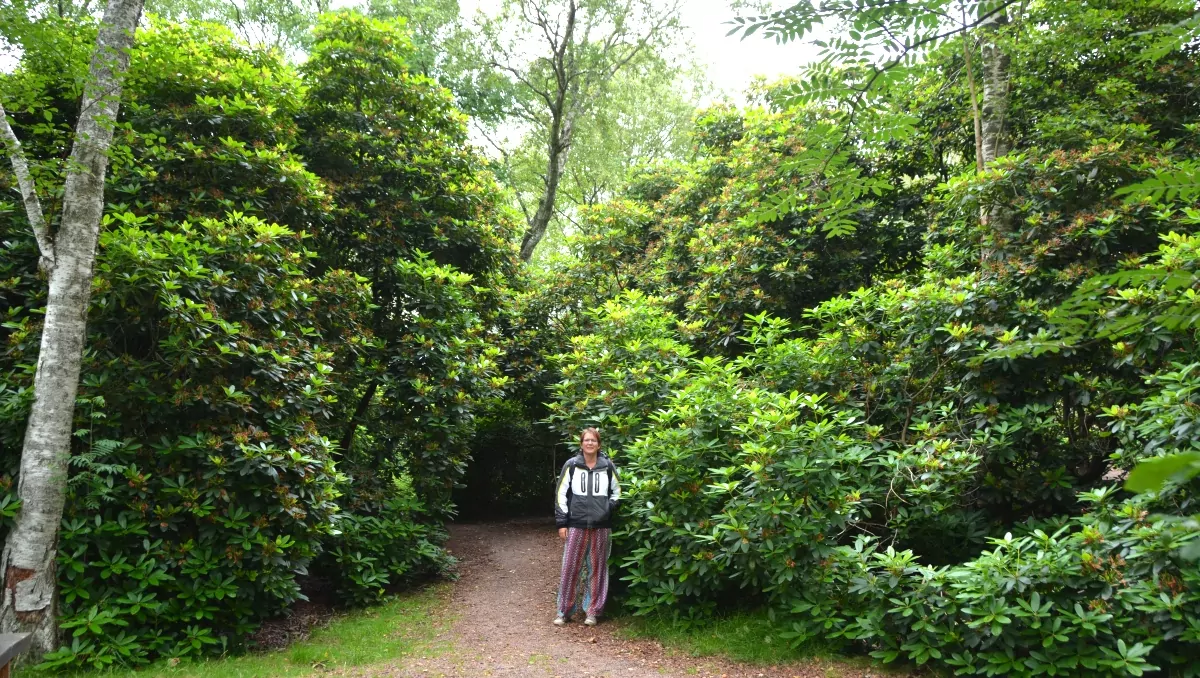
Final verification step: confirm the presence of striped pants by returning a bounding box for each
[557,527,611,618]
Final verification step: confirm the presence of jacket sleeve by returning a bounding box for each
[554,461,573,528]
[608,463,621,513]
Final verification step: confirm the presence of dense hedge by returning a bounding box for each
[2,216,365,669]
[542,3,1200,673]
[559,105,926,353]
[298,13,520,520]
[554,234,1200,675]
[0,15,512,669]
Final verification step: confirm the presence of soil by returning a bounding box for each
[346,518,915,678]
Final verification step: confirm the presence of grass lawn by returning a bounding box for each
[39,583,453,678]
[615,611,914,676]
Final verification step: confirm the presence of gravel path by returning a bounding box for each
[347,519,909,678]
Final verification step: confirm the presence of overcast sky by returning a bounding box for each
[460,0,823,103]
[673,0,822,100]
[0,1,823,99]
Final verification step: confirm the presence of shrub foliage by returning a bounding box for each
[1,0,1200,674]
[542,3,1200,674]
[0,13,513,670]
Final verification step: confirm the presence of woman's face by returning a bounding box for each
[581,434,600,453]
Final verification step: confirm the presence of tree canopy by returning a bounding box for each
[2,0,1200,673]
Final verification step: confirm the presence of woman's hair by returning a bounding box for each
[579,427,601,446]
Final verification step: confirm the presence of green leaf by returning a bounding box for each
[1125,453,1200,492]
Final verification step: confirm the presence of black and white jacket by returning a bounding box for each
[555,453,620,529]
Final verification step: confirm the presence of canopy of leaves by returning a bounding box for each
[0,13,507,668]
[536,0,1200,675]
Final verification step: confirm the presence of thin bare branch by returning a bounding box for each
[961,4,984,172]
[490,58,555,108]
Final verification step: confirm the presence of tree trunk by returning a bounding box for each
[517,0,577,263]
[519,124,571,262]
[338,380,379,457]
[0,0,145,661]
[0,105,52,272]
[979,8,1011,165]
[977,5,1011,258]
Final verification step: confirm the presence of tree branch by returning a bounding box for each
[0,102,54,272]
[490,58,555,109]
[813,0,1023,175]
[961,4,984,172]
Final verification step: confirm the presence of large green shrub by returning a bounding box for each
[0,25,359,668]
[1,215,366,670]
[0,15,484,669]
[297,12,519,518]
[791,490,1200,677]
[545,291,695,454]
[549,231,1200,676]
[559,106,924,353]
[546,1,1200,676]
[317,469,453,606]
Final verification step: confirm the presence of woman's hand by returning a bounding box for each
[559,527,567,540]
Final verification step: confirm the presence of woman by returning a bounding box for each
[553,427,620,626]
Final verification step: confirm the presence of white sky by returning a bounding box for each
[2,2,823,98]
[460,0,823,104]
[676,0,822,102]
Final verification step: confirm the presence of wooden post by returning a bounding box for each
[0,633,32,676]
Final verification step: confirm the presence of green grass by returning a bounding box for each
[42,583,453,678]
[614,610,912,675]
[615,610,824,665]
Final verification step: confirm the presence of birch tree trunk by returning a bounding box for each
[979,7,1011,165]
[977,4,1012,255]
[0,0,145,660]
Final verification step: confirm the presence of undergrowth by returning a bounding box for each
[38,584,452,678]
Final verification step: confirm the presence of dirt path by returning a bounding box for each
[351,519,904,678]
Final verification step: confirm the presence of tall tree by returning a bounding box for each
[500,49,700,260]
[723,0,1021,248]
[474,0,685,261]
[148,0,328,52]
[0,0,145,659]
[361,0,460,75]
[297,12,518,515]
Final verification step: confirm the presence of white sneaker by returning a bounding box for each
[584,615,597,626]
[552,614,567,626]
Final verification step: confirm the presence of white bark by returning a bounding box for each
[977,4,1011,254]
[0,104,53,272]
[979,7,1011,165]
[0,0,145,661]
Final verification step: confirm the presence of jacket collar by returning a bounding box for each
[571,452,609,469]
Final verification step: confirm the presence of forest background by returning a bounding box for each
[0,0,1199,675]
